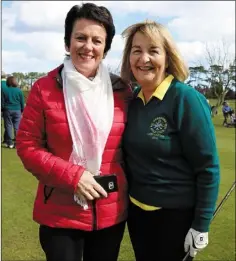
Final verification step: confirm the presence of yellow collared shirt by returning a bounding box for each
[137,74,174,104]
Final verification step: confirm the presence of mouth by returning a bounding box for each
[137,66,154,71]
[79,53,94,60]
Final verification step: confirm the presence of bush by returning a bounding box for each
[23,91,30,103]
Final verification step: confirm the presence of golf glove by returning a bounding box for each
[184,228,208,257]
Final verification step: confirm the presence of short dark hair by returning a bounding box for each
[64,3,115,55]
[6,76,18,87]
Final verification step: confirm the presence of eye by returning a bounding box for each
[76,36,85,41]
[132,50,141,54]
[94,39,102,44]
[150,49,159,54]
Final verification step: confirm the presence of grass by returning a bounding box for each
[1,100,235,261]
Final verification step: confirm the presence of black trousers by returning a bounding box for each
[223,112,229,125]
[39,221,126,261]
[128,202,194,261]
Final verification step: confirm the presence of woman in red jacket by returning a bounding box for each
[16,3,131,261]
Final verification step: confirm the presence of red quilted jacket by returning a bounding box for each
[16,65,131,231]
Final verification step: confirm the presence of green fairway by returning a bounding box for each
[2,100,235,261]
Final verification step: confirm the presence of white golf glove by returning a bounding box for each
[184,228,208,257]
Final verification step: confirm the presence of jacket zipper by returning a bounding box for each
[92,200,97,230]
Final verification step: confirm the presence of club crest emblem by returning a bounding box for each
[147,116,168,139]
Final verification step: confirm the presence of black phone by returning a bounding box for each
[94,174,118,193]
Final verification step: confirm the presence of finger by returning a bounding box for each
[190,248,197,257]
[93,182,108,198]
[88,188,101,199]
[83,191,94,201]
[184,243,189,253]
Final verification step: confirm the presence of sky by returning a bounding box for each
[1,1,235,74]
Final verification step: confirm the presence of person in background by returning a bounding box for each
[228,109,236,127]
[2,75,24,148]
[121,20,220,261]
[1,71,8,92]
[1,71,8,144]
[16,3,131,261]
[222,101,233,126]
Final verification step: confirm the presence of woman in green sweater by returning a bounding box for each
[121,21,220,261]
[2,76,24,148]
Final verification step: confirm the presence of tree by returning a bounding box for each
[204,40,235,109]
[187,66,208,89]
[25,72,47,89]
[11,72,47,90]
[12,72,25,88]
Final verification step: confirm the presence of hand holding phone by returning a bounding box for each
[76,170,108,200]
[94,174,118,193]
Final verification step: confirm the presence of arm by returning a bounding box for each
[1,89,5,111]
[176,88,220,232]
[19,90,25,112]
[16,80,85,193]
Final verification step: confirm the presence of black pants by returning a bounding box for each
[39,221,125,261]
[128,203,194,261]
[223,112,229,125]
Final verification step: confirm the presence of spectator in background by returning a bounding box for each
[206,100,218,117]
[1,71,8,90]
[1,71,8,91]
[1,71,8,144]
[2,76,24,148]
[222,101,233,126]
[228,109,236,127]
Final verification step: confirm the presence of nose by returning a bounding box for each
[139,52,150,63]
[83,39,93,51]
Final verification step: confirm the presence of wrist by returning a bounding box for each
[73,167,86,193]
[192,218,210,233]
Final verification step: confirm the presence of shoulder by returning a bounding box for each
[32,65,62,92]
[15,87,22,93]
[171,79,207,103]
[1,85,8,93]
[1,80,7,86]
[110,73,133,100]
[171,80,211,117]
[38,67,59,85]
[110,73,129,90]
[171,80,194,95]
[17,88,24,95]
[1,82,8,90]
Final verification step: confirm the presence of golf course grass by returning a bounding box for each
[1,99,235,261]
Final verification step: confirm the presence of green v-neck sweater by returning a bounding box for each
[123,79,220,232]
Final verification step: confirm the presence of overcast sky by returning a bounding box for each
[2,1,235,74]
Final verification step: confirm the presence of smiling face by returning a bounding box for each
[65,18,107,78]
[129,32,167,88]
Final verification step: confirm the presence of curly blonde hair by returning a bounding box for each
[120,20,189,84]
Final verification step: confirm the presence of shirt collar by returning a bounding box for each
[137,74,174,104]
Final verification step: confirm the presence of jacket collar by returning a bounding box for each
[47,64,63,89]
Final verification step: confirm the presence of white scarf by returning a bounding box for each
[62,57,114,209]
